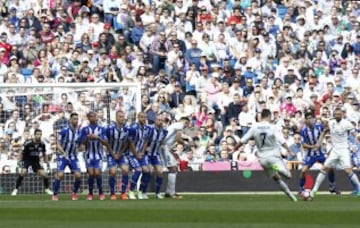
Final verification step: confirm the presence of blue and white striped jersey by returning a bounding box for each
[106,124,131,155]
[147,126,168,156]
[79,124,107,160]
[129,123,151,153]
[58,126,80,160]
[300,124,324,157]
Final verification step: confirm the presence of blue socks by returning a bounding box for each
[328,170,336,189]
[73,179,80,193]
[88,176,94,195]
[97,176,103,195]
[121,175,129,193]
[155,176,163,194]
[140,172,151,193]
[130,170,141,191]
[54,177,80,195]
[109,176,116,194]
[299,177,305,192]
[53,179,60,195]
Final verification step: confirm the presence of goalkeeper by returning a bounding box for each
[11,129,53,196]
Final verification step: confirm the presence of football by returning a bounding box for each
[301,189,314,201]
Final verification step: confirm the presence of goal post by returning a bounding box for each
[0,82,141,194]
[0,82,141,127]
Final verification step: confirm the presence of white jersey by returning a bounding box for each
[164,122,184,147]
[328,118,354,150]
[240,121,285,159]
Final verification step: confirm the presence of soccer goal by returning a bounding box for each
[0,83,141,194]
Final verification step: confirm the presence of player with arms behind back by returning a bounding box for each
[236,109,297,201]
[11,129,53,196]
[79,111,108,200]
[52,113,82,201]
[138,115,168,199]
[311,108,360,196]
[299,111,339,194]
[106,110,133,200]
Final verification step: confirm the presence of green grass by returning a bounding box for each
[0,194,359,228]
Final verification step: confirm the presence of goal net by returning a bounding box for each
[0,83,141,194]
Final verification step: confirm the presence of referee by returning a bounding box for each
[11,129,53,196]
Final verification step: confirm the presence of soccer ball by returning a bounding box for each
[301,189,314,201]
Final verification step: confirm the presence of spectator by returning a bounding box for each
[238,103,254,136]
[169,81,185,108]
[242,138,258,162]
[157,93,170,113]
[0,0,359,174]
[67,0,83,23]
[151,31,171,74]
[194,104,208,127]
[185,39,202,70]
[280,95,297,117]
[204,144,218,162]
[131,19,145,46]
[182,95,196,117]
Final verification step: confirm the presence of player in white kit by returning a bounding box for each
[161,117,191,198]
[237,109,297,201]
[311,108,360,196]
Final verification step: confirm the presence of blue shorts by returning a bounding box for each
[140,155,150,167]
[128,155,142,169]
[57,157,81,172]
[352,154,360,167]
[303,154,326,167]
[107,155,129,167]
[149,154,162,166]
[86,159,102,169]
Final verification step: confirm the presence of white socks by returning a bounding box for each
[312,171,326,193]
[349,173,360,190]
[277,179,296,201]
[166,173,177,195]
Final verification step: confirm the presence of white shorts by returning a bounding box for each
[160,145,178,168]
[324,149,352,169]
[259,155,291,179]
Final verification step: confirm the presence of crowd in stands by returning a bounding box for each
[1,0,360,173]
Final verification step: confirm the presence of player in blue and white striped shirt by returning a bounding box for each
[79,111,108,200]
[127,112,152,199]
[299,111,338,194]
[106,111,133,200]
[52,113,81,201]
[138,115,168,199]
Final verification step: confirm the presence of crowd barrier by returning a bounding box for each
[0,169,355,194]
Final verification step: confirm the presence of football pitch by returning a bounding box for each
[0,194,359,228]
